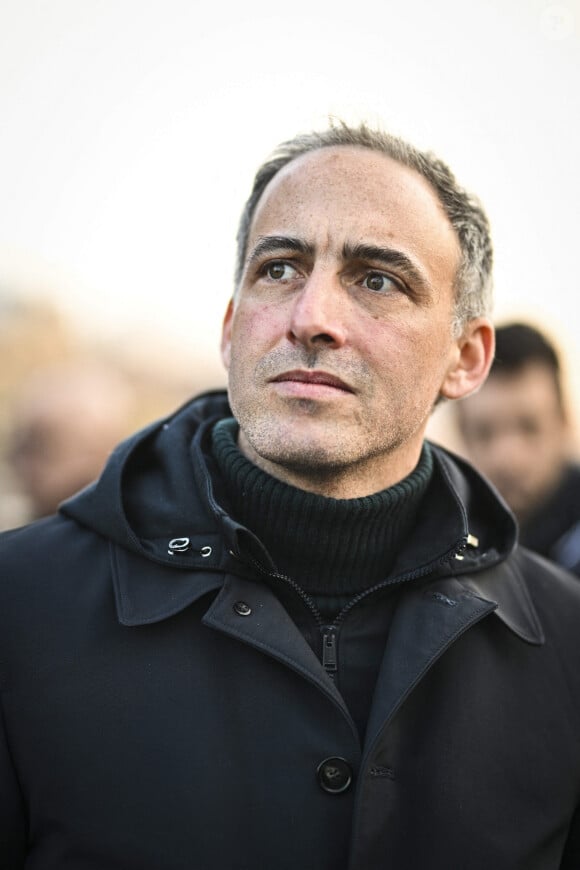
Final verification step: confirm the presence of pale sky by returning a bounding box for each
[1,0,579,409]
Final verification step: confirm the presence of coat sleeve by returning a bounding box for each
[0,696,26,865]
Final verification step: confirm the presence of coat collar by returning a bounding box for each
[111,542,226,626]
[111,539,544,646]
[456,557,544,645]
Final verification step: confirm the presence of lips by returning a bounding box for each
[271,370,353,393]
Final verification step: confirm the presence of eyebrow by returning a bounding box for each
[342,242,431,295]
[246,235,315,268]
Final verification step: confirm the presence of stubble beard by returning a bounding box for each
[232,394,416,491]
[227,346,432,491]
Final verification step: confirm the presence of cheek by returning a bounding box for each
[372,318,450,377]
[232,303,285,355]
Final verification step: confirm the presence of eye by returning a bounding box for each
[362,272,401,294]
[263,261,299,281]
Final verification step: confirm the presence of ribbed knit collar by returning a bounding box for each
[211,418,434,596]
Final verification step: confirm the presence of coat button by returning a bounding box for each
[233,601,252,617]
[317,757,353,794]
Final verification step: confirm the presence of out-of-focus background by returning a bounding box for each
[1,0,579,529]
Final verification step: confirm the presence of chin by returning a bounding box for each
[259,437,345,470]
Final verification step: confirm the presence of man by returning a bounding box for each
[6,362,134,522]
[1,122,580,869]
[455,321,580,575]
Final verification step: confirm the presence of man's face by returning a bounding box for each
[457,363,569,520]
[221,146,483,497]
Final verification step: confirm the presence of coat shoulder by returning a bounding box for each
[0,515,108,624]
[516,543,580,606]
[0,513,96,571]
[514,544,580,665]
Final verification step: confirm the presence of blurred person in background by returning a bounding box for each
[455,322,580,575]
[7,361,134,521]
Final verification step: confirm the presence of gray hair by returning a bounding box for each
[235,120,493,336]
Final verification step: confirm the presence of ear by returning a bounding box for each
[440,318,495,401]
[220,298,235,370]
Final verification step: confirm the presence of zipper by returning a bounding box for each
[236,554,343,677]
[326,535,468,631]
[235,535,468,680]
[322,625,338,678]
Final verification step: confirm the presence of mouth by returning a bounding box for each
[270,370,354,395]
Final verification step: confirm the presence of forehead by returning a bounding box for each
[249,146,460,272]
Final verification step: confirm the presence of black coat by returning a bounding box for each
[1,392,580,869]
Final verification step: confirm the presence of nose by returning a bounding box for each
[287,268,347,349]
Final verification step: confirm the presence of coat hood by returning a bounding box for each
[61,390,518,579]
